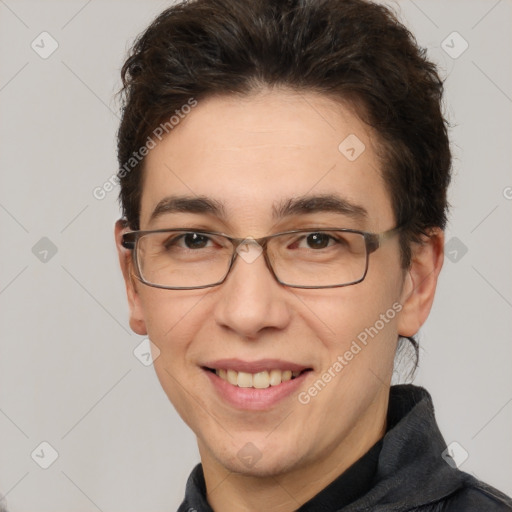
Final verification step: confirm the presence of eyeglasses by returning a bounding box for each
[122,226,401,290]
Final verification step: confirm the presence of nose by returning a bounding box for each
[213,240,292,339]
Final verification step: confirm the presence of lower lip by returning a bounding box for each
[204,369,310,411]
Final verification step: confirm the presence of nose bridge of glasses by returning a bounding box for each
[233,236,266,265]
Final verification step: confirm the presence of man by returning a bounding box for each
[115,0,512,510]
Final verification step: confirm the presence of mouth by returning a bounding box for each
[203,367,312,389]
[200,358,313,409]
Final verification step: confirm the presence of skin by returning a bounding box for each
[116,89,444,511]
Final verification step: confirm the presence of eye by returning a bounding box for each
[164,232,213,250]
[183,232,210,249]
[299,232,337,249]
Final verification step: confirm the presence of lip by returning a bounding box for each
[202,358,310,373]
[203,367,311,410]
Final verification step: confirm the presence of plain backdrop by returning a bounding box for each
[0,1,511,510]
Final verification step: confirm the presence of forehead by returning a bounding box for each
[140,89,394,232]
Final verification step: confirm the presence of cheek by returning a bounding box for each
[138,289,209,370]
[308,266,404,378]
[139,290,211,424]
[301,290,401,417]
[317,280,401,345]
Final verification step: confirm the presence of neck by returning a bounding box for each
[200,388,389,512]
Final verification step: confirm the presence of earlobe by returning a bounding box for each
[397,229,444,337]
[115,220,148,336]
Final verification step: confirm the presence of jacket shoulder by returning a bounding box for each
[418,478,512,511]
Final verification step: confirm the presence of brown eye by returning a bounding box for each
[182,233,210,249]
[163,232,212,250]
[305,233,332,249]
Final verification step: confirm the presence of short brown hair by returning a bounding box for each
[117,0,452,367]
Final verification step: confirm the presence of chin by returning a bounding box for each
[226,455,300,478]
[209,437,308,478]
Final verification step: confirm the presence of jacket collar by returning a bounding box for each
[343,385,465,511]
[179,385,467,511]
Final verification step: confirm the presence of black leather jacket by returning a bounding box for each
[178,385,512,511]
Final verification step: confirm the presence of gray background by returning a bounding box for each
[0,0,511,510]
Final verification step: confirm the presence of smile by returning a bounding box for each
[209,368,307,388]
[201,359,313,410]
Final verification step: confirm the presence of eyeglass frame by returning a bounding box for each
[121,225,403,290]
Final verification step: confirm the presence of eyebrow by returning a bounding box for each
[149,193,368,223]
[272,194,368,221]
[149,195,225,223]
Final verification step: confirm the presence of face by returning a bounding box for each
[116,89,441,485]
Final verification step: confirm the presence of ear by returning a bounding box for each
[397,228,444,337]
[115,219,148,336]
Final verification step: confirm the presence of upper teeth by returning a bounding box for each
[215,369,301,388]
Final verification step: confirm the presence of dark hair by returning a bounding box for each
[117,0,452,370]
